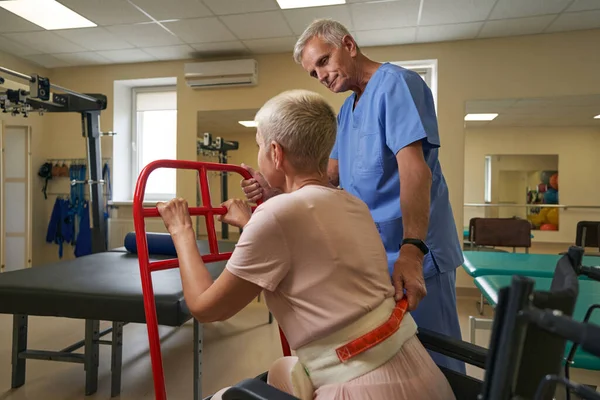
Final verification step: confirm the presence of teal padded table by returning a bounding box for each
[474,275,600,371]
[463,251,600,279]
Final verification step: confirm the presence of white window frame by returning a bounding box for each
[130,85,177,201]
[390,59,438,112]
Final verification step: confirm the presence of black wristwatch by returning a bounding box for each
[401,238,429,255]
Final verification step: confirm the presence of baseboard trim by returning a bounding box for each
[457,287,481,299]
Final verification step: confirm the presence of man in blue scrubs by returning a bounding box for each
[241,19,465,373]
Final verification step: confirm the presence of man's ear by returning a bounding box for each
[342,35,358,56]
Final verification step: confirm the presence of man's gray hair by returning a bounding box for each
[293,18,356,64]
[255,89,337,175]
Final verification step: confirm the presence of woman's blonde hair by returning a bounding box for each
[255,89,337,174]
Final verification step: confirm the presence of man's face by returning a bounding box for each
[300,35,355,93]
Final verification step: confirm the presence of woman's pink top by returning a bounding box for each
[226,185,395,349]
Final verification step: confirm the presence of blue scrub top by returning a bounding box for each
[331,63,463,279]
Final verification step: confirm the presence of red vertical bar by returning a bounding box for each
[134,159,293,398]
[140,269,166,399]
[279,328,291,357]
[133,172,167,400]
[198,166,218,255]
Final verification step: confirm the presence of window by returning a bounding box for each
[390,59,438,111]
[131,87,177,201]
[484,155,492,203]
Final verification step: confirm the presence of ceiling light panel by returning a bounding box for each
[0,0,96,30]
[276,0,346,10]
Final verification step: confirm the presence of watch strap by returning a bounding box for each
[401,238,429,255]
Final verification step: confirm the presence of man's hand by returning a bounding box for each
[157,198,193,236]
[327,159,340,187]
[240,163,280,203]
[392,245,427,311]
[217,199,252,229]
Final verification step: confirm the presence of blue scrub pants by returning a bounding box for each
[410,269,466,374]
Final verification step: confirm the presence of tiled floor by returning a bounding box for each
[0,241,597,399]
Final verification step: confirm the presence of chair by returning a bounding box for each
[576,221,600,249]
[559,221,600,257]
[207,247,600,400]
[470,217,532,253]
[469,217,533,313]
[480,246,579,399]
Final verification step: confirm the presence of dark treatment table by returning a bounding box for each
[0,240,238,399]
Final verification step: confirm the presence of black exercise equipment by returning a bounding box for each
[1,65,112,254]
[204,246,600,400]
[197,132,240,239]
[0,240,254,398]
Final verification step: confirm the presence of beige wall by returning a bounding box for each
[491,155,558,172]
[7,28,600,286]
[464,127,600,245]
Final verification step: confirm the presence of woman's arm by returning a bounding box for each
[171,226,262,322]
[158,198,263,323]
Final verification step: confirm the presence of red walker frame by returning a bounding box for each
[133,160,291,400]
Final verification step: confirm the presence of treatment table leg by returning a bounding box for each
[84,319,100,396]
[469,316,493,345]
[477,293,485,315]
[194,319,203,400]
[11,314,27,388]
[111,322,124,397]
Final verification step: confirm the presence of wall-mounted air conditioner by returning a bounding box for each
[184,59,258,89]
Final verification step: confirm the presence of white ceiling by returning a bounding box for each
[198,96,600,136]
[465,94,600,128]
[0,0,599,69]
[197,109,259,138]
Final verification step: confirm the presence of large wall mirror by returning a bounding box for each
[480,154,559,230]
[463,94,600,245]
[196,109,259,241]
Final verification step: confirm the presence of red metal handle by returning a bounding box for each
[132,159,291,400]
[134,159,254,263]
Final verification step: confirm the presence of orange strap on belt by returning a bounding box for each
[335,298,409,363]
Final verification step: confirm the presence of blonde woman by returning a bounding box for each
[158,90,454,399]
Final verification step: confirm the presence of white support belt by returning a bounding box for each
[295,297,418,389]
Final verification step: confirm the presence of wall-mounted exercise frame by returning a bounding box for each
[0,65,111,256]
[197,132,240,239]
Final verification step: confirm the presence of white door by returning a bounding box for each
[1,123,32,272]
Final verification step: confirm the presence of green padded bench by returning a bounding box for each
[463,251,600,314]
[474,275,600,371]
[463,251,599,279]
